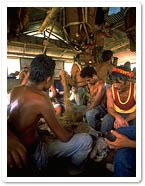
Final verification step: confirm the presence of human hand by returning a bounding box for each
[104,130,134,150]
[114,116,128,129]
[7,136,27,168]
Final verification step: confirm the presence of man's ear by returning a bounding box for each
[93,74,97,79]
[46,76,52,83]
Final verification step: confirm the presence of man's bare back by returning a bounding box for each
[8,85,47,147]
[95,62,113,81]
[7,54,93,172]
[8,83,72,148]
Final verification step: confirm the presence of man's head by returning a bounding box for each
[80,66,98,85]
[29,54,55,86]
[102,50,113,62]
[124,61,131,71]
[23,66,29,72]
[110,65,134,83]
[71,86,78,93]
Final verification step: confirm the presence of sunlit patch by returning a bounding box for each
[10,100,19,112]
[108,7,121,16]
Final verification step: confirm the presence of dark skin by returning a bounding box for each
[105,130,136,149]
[63,70,105,109]
[83,74,105,113]
[94,60,113,82]
[20,71,30,85]
[62,65,87,88]
[7,128,27,168]
[20,73,62,116]
[19,67,29,80]
[7,76,73,168]
[106,80,136,128]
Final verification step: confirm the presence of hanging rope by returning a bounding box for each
[43,19,55,54]
[63,7,92,45]
[82,7,89,43]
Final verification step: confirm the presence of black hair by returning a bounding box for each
[29,54,55,83]
[113,57,118,61]
[110,65,131,82]
[102,50,113,61]
[80,66,97,78]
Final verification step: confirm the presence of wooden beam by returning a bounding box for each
[38,8,62,32]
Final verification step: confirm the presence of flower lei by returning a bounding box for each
[112,67,134,78]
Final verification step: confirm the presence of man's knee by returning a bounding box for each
[86,110,93,117]
[116,126,136,140]
[86,109,99,118]
[74,133,93,149]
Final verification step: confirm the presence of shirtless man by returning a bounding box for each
[19,66,29,81]
[93,23,113,63]
[80,66,107,130]
[101,65,136,134]
[95,24,112,48]
[7,54,93,175]
[65,62,89,106]
[95,50,114,83]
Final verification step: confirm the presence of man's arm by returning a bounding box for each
[125,83,136,122]
[106,87,120,118]
[106,87,128,128]
[7,128,27,168]
[63,70,87,87]
[7,90,27,168]
[85,82,105,111]
[125,111,136,122]
[19,71,24,79]
[103,27,113,38]
[40,96,74,142]
[20,72,29,85]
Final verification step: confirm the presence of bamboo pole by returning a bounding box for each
[60,70,84,122]
[60,70,75,121]
[38,8,62,33]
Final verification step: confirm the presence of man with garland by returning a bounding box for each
[101,65,136,177]
[101,65,136,133]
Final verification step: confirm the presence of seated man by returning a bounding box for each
[90,65,136,163]
[101,65,136,134]
[80,66,107,130]
[49,80,65,117]
[69,86,81,106]
[7,54,93,176]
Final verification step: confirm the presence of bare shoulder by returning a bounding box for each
[106,86,112,95]
[11,85,48,106]
[106,85,112,91]
[94,80,105,92]
[9,85,23,97]
[97,79,105,86]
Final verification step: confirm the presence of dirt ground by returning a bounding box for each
[7,157,114,177]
